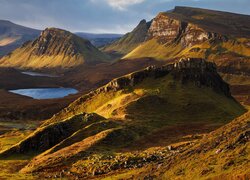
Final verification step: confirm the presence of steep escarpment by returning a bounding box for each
[104,7,250,76]
[0,28,109,70]
[146,12,228,47]
[169,6,250,38]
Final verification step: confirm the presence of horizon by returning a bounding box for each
[0,0,250,34]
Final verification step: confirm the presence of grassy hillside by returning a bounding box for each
[124,38,250,74]
[0,59,244,178]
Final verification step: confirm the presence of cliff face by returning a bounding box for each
[146,13,228,48]
[0,28,109,70]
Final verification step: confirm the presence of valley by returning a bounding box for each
[0,5,249,180]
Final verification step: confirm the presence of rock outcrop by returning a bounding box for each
[147,12,228,47]
[89,58,230,96]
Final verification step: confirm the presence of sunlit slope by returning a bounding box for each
[45,59,244,126]
[124,38,250,73]
[0,28,109,69]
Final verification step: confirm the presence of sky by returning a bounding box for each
[0,0,249,34]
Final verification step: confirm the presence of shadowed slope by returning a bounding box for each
[0,20,40,57]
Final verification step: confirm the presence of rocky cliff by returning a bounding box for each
[147,12,228,47]
[84,58,229,96]
[0,28,110,70]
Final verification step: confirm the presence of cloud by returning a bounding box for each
[93,0,146,10]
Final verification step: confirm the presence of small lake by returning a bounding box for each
[21,71,60,77]
[9,88,78,99]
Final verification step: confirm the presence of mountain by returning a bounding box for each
[0,58,245,178]
[102,19,151,55]
[75,32,122,47]
[0,28,110,70]
[0,20,40,57]
[105,7,250,76]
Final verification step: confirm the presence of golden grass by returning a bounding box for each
[123,37,250,67]
[123,39,183,60]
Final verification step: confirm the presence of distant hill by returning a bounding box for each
[0,28,110,70]
[75,32,122,47]
[102,19,151,55]
[0,20,40,57]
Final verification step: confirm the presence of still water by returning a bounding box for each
[9,88,78,99]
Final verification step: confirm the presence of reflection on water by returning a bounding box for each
[9,88,78,99]
[21,71,60,77]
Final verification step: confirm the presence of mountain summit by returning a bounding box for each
[0,28,109,70]
[105,7,250,76]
